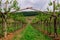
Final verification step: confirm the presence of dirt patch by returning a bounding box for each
[0,24,26,40]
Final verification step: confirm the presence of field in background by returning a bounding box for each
[0,11,60,40]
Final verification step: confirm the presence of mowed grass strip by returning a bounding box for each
[13,24,52,40]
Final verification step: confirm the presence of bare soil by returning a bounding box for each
[0,24,26,40]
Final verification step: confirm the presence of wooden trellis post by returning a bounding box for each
[53,1,58,38]
[1,13,7,38]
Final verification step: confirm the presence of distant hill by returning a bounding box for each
[14,11,50,16]
[15,11,40,16]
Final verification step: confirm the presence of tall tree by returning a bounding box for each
[0,0,20,38]
[48,0,58,38]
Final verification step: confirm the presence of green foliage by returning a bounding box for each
[32,17,39,23]
[48,0,60,10]
[7,23,22,33]
[7,13,26,23]
[6,13,26,33]
[32,12,60,35]
[57,3,60,7]
[0,12,27,37]
[0,0,20,12]
[0,24,4,37]
[47,7,49,11]
[0,18,2,23]
[49,1,52,6]
[32,12,51,23]
[12,0,20,10]
[55,5,58,10]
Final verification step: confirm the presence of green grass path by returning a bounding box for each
[12,24,52,40]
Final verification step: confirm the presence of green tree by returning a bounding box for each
[0,0,20,38]
[48,0,59,38]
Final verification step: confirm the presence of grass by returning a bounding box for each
[13,24,52,40]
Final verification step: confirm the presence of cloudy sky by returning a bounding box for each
[18,0,50,11]
[2,0,60,11]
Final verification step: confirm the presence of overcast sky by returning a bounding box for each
[18,0,50,11]
[2,0,60,11]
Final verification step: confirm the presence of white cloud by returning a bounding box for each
[20,0,50,11]
[2,0,52,11]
